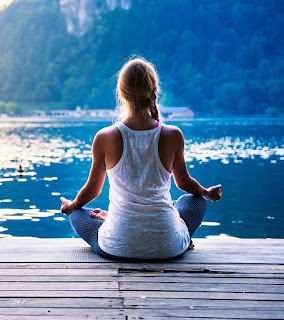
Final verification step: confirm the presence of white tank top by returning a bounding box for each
[98,120,190,259]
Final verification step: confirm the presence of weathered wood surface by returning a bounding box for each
[0,238,283,319]
[0,238,283,263]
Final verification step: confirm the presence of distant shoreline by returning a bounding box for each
[1,115,284,123]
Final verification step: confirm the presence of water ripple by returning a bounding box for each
[0,131,91,169]
[184,136,284,164]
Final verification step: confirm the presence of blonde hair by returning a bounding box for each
[115,57,162,121]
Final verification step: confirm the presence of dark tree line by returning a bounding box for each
[0,0,283,116]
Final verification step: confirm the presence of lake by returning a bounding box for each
[0,117,283,239]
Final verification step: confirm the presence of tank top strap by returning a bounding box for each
[113,120,126,133]
[113,120,128,141]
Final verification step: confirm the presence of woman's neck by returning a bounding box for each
[122,111,157,131]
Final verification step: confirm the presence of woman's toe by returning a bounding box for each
[188,240,195,250]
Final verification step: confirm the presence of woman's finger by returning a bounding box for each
[90,208,101,213]
[90,211,99,216]
[90,212,102,220]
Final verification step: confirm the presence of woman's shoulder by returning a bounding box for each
[94,123,121,145]
[159,124,184,155]
[161,123,184,140]
[95,122,120,135]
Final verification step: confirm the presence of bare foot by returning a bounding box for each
[188,239,194,250]
[89,208,108,221]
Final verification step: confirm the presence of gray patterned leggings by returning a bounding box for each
[69,194,207,260]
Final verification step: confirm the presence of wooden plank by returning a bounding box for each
[120,282,284,293]
[0,261,282,271]
[118,276,283,284]
[0,308,126,317]
[117,263,284,273]
[117,264,284,273]
[2,267,283,278]
[1,238,283,250]
[124,297,284,308]
[0,298,123,308]
[0,317,125,320]
[0,253,282,263]
[0,290,123,298]
[0,263,120,269]
[1,275,282,284]
[0,307,283,319]
[0,281,118,290]
[0,268,118,276]
[127,318,282,320]
[127,318,247,320]
[1,238,283,264]
[1,238,282,247]
[1,290,283,300]
[119,271,284,278]
[120,290,284,300]
[0,317,216,320]
[0,262,283,274]
[0,276,117,282]
[124,309,284,319]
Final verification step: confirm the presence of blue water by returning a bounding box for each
[0,117,283,239]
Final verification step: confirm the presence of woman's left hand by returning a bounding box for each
[89,208,108,220]
[60,197,75,216]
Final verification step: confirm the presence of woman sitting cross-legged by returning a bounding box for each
[60,57,222,261]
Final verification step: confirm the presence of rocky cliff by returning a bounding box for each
[60,0,131,36]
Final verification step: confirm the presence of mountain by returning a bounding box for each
[0,0,283,116]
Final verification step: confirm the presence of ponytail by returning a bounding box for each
[116,58,163,122]
[150,89,160,121]
[150,101,159,121]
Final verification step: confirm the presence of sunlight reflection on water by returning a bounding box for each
[0,121,283,170]
[0,208,65,237]
[184,136,284,164]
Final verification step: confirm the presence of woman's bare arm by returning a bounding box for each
[172,128,222,201]
[61,130,106,215]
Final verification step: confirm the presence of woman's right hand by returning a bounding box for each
[60,197,75,216]
[203,184,222,202]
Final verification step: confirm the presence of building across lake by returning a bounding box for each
[48,108,114,118]
[14,107,114,119]
[159,105,194,118]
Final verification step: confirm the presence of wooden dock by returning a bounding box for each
[0,238,283,319]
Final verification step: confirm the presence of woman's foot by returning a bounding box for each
[89,208,108,221]
[188,239,194,250]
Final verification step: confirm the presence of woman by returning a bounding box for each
[60,57,222,260]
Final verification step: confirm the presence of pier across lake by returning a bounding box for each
[0,238,283,319]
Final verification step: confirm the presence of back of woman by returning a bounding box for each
[60,57,222,261]
[98,120,190,259]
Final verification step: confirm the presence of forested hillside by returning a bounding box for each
[0,0,283,116]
